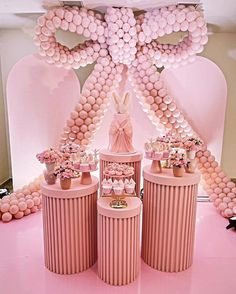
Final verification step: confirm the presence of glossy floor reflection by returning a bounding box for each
[0,203,235,294]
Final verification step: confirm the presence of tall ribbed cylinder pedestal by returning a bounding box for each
[99,149,143,197]
[97,197,141,285]
[41,177,98,274]
[142,167,200,272]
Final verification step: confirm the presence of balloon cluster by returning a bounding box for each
[105,7,137,65]
[0,177,42,222]
[129,51,236,218]
[137,5,208,68]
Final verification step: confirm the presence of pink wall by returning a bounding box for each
[6,54,80,189]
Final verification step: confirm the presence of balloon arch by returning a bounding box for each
[1,4,235,222]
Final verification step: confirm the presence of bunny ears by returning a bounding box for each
[112,91,130,114]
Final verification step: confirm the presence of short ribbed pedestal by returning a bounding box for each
[41,177,98,274]
[99,149,143,197]
[97,197,141,285]
[142,167,200,272]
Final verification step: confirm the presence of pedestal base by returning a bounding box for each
[142,167,200,272]
[97,197,141,285]
[41,178,99,274]
[80,172,92,185]
[150,160,162,173]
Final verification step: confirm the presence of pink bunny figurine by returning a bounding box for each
[109,91,135,153]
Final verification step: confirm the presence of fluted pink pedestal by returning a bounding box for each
[41,177,98,274]
[142,167,200,272]
[97,197,142,285]
[99,149,143,197]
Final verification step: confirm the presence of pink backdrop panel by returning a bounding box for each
[6,54,80,189]
[162,56,227,162]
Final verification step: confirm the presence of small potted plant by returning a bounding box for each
[170,150,187,177]
[36,148,61,172]
[183,137,203,159]
[54,161,76,190]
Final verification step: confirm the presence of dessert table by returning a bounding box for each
[99,149,143,197]
[97,197,142,285]
[41,177,98,274]
[142,166,200,272]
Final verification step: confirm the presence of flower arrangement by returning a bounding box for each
[169,150,187,168]
[54,161,77,179]
[36,148,61,164]
[183,137,203,151]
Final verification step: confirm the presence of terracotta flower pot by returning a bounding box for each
[186,150,196,160]
[45,163,56,172]
[60,178,71,190]
[173,166,185,177]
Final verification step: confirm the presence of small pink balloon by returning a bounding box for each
[31,206,38,213]
[18,201,27,212]
[218,202,227,211]
[214,198,222,207]
[2,212,12,222]
[14,211,24,219]
[24,209,31,216]
[1,203,10,213]
[9,205,19,215]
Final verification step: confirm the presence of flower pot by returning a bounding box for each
[60,178,71,190]
[173,166,185,177]
[186,150,196,160]
[44,170,56,185]
[45,163,56,173]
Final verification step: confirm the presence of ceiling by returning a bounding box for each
[0,0,236,33]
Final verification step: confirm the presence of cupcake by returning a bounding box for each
[113,186,124,195]
[125,179,136,194]
[102,179,112,195]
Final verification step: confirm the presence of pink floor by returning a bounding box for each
[0,203,235,294]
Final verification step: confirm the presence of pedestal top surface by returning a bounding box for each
[41,176,99,199]
[97,197,142,218]
[99,149,143,162]
[143,165,200,186]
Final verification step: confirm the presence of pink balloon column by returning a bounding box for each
[1,4,235,221]
[0,176,42,222]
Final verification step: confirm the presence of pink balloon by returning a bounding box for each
[2,212,12,222]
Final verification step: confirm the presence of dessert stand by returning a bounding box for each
[75,167,97,185]
[100,150,143,196]
[102,171,135,209]
[145,152,169,173]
